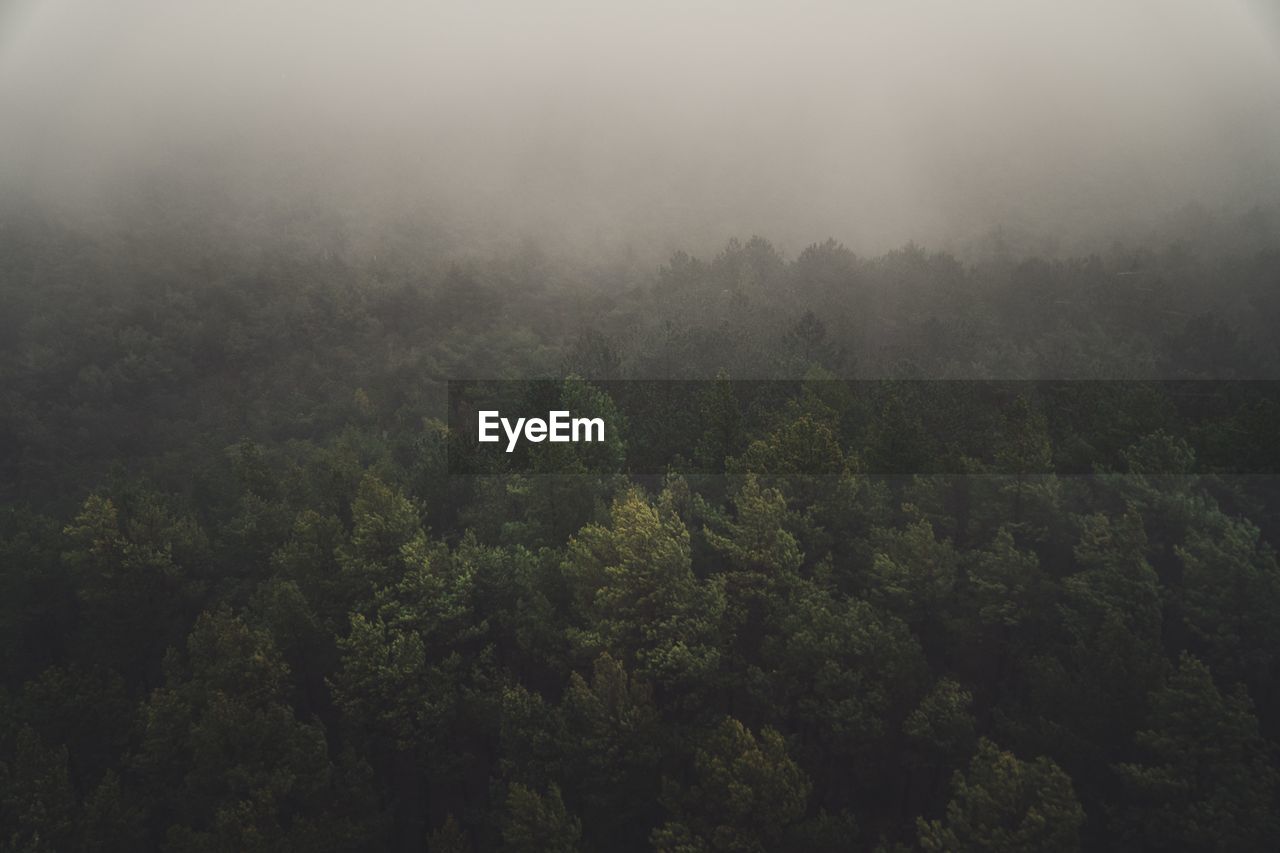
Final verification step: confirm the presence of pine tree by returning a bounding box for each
[917,738,1084,853]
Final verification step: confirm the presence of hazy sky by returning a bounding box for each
[2,1,1279,257]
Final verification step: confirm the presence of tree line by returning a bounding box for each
[2,207,1280,850]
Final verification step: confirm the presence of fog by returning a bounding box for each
[2,0,1279,260]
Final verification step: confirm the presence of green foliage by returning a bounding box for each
[338,473,428,601]
[917,738,1084,853]
[427,815,470,853]
[905,679,978,769]
[866,518,958,642]
[5,219,1280,850]
[0,727,76,853]
[80,770,146,853]
[1114,653,1280,850]
[503,783,581,853]
[557,654,664,842]
[131,609,363,851]
[1175,515,1280,688]
[705,475,803,578]
[966,528,1041,629]
[562,486,722,691]
[61,493,200,682]
[655,718,810,853]
[765,583,927,761]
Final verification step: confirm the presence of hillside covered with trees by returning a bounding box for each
[3,205,1280,851]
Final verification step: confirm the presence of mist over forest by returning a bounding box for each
[4,3,1280,853]
[3,1,1280,260]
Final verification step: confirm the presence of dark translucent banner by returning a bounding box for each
[445,380,1280,476]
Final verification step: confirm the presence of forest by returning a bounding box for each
[3,200,1280,851]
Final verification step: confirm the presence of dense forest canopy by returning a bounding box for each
[3,199,1280,850]
[4,1,1280,851]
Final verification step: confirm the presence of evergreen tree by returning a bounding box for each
[917,738,1084,853]
[1114,653,1280,850]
